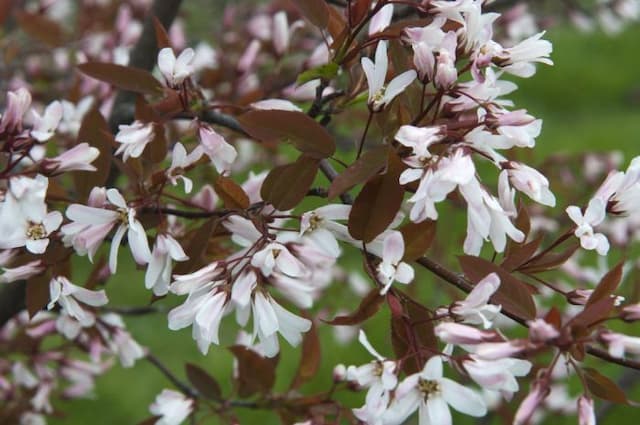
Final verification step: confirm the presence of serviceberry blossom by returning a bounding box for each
[382,355,487,425]
[463,356,532,397]
[166,142,203,193]
[198,125,237,173]
[395,125,444,167]
[504,163,556,207]
[145,234,189,296]
[158,47,195,87]
[62,188,151,272]
[362,41,417,111]
[300,204,352,257]
[114,120,155,161]
[346,330,398,424]
[0,87,31,134]
[600,331,640,359]
[376,231,414,295]
[47,276,108,328]
[566,198,610,255]
[449,272,501,328]
[41,143,100,174]
[149,389,194,425]
[369,4,394,35]
[30,100,63,142]
[0,174,62,254]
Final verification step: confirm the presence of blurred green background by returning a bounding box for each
[48,13,640,425]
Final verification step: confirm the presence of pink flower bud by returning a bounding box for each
[434,322,498,345]
[513,379,550,425]
[622,303,640,322]
[577,396,596,425]
[528,318,560,343]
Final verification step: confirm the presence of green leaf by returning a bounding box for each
[297,62,339,85]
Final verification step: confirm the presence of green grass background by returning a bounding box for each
[49,22,640,425]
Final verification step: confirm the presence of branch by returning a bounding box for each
[146,353,198,398]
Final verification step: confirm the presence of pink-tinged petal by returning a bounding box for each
[426,396,452,425]
[251,99,302,112]
[106,189,127,209]
[195,292,226,345]
[369,4,394,35]
[383,231,405,264]
[309,228,340,258]
[66,204,118,224]
[48,278,62,309]
[441,377,487,417]
[421,356,443,380]
[72,287,108,307]
[577,396,595,425]
[26,239,49,254]
[400,168,424,185]
[275,247,303,277]
[395,262,414,284]
[145,249,166,290]
[109,225,127,273]
[231,271,256,307]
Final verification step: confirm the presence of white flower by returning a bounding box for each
[58,97,93,136]
[199,125,237,173]
[30,100,63,141]
[362,41,417,111]
[166,142,203,193]
[376,231,414,295]
[250,98,302,112]
[251,242,304,278]
[0,87,32,134]
[498,31,553,78]
[114,120,154,161]
[395,125,443,167]
[382,355,487,425]
[566,198,610,255]
[347,330,398,425]
[0,174,61,254]
[145,234,188,296]
[300,204,352,257]
[158,47,195,87]
[149,389,193,425]
[48,276,108,327]
[110,327,145,368]
[451,272,501,329]
[251,292,311,357]
[0,260,45,284]
[62,188,151,272]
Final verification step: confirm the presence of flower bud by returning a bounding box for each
[577,395,595,425]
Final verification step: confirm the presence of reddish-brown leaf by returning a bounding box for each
[261,155,320,210]
[459,255,537,320]
[215,176,250,210]
[293,0,330,28]
[348,151,404,243]
[185,363,222,400]
[229,345,278,398]
[391,300,437,375]
[16,11,67,47]
[73,107,113,198]
[328,145,388,199]
[502,236,542,272]
[78,62,163,95]
[518,242,580,274]
[291,320,321,389]
[152,16,172,49]
[569,297,616,330]
[237,110,335,159]
[325,288,384,326]
[586,261,624,307]
[583,367,628,404]
[349,0,371,27]
[400,220,436,261]
[26,273,50,318]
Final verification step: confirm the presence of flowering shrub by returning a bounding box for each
[1,0,640,424]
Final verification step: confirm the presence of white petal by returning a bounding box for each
[109,225,127,273]
[441,377,487,417]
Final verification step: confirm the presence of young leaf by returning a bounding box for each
[152,16,172,49]
[297,62,339,85]
[229,346,278,398]
[400,220,436,261]
[215,176,250,210]
[518,242,579,273]
[583,367,628,404]
[586,261,624,307]
[16,11,67,47]
[237,110,335,159]
[78,62,163,95]
[348,151,404,243]
[290,320,321,389]
[459,255,537,320]
[328,145,388,199]
[502,236,543,272]
[261,155,320,210]
[185,363,222,400]
[293,0,329,29]
[325,288,384,326]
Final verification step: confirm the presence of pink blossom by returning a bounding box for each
[157,47,195,86]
